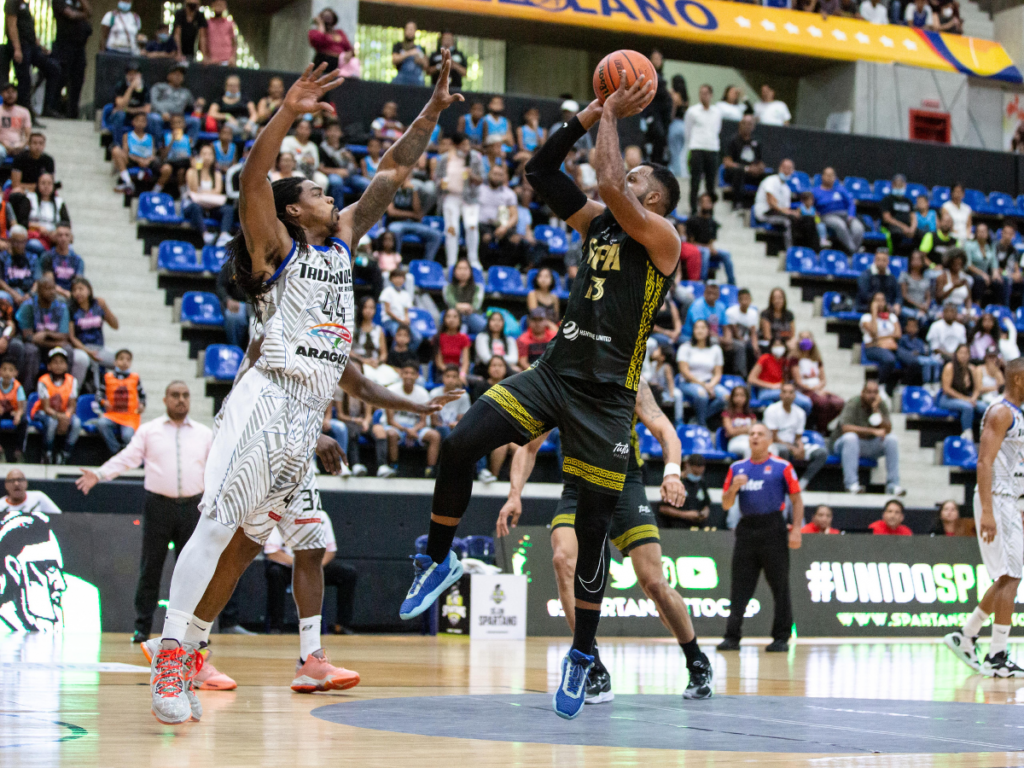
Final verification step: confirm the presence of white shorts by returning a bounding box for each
[201,368,325,545]
[973,491,1024,581]
[264,464,329,551]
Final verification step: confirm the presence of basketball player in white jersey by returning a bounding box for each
[148,56,464,724]
[944,357,1024,678]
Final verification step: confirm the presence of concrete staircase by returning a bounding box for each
[45,119,214,425]
[958,0,995,41]
[707,196,961,506]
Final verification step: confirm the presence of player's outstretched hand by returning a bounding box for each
[316,434,347,475]
[76,468,99,495]
[577,99,604,130]
[284,62,344,116]
[604,75,656,119]
[420,389,466,414]
[660,475,686,508]
[980,510,997,543]
[496,496,522,538]
[427,49,466,115]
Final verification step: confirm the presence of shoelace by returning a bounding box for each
[567,659,587,693]
[154,648,186,698]
[187,648,206,681]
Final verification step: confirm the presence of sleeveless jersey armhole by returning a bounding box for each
[264,240,297,287]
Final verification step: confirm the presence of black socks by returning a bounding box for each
[680,636,702,666]
[572,607,601,657]
[425,519,457,565]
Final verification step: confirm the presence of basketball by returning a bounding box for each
[592,50,657,106]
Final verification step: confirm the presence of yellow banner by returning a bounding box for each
[370,0,1021,82]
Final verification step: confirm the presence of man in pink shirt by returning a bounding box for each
[0,82,30,159]
[204,0,236,66]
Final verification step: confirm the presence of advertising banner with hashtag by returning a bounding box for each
[506,528,1007,638]
[366,0,1022,83]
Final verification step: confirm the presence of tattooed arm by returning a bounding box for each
[339,50,464,246]
[635,378,685,507]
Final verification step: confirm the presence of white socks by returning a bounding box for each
[991,624,1011,656]
[963,606,989,642]
[299,615,322,662]
[162,609,192,645]
[161,515,236,643]
[184,616,212,646]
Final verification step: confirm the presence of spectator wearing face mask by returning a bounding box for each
[144,23,178,59]
[748,339,812,411]
[101,0,140,56]
[753,159,798,251]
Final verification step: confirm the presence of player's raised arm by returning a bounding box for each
[235,64,343,290]
[977,402,1012,543]
[341,50,464,245]
[635,379,685,508]
[593,76,681,276]
[524,100,606,237]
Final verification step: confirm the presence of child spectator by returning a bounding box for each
[378,362,441,478]
[443,258,484,333]
[370,101,405,146]
[435,308,471,383]
[722,384,756,459]
[334,388,383,477]
[350,296,397,387]
[388,325,419,372]
[373,231,403,280]
[0,82,30,161]
[37,225,83,297]
[68,276,118,391]
[157,113,193,194]
[96,348,144,455]
[379,266,420,347]
[205,0,237,66]
[527,266,560,323]
[869,499,913,535]
[213,123,237,174]
[32,348,80,464]
[182,144,229,246]
[0,359,26,461]
[657,454,710,528]
[798,190,827,248]
[361,136,382,179]
[915,195,936,234]
[26,175,68,253]
[474,310,518,372]
[429,364,471,439]
[0,226,37,304]
[899,316,941,384]
[517,308,557,370]
[112,111,156,193]
[144,23,178,59]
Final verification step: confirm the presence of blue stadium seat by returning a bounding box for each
[408,307,436,338]
[983,304,1012,327]
[636,422,663,459]
[929,186,951,209]
[556,275,571,301]
[889,256,906,277]
[714,426,738,458]
[852,251,873,272]
[717,284,738,307]
[872,179,891,200]
[204,344,244,380]
[76,394,98,434]
[858,215,888,248]
[409,259,446,291]
[1014,307,1024,332]
[905,182,929,203]
[447,264,484,285]
[137,192,183,224]
[842,177,872,200]
[786,171,811,197]
[101,103,115,133]
[25,394,44,431]
[158,241,203,273]
[202,245,229,272]
[963,189,987,213]
[681,281,704,300]
[1017,195,1024,216]
[820,291,860,321]
[803,429,875,467]
[535,225,568,255]
[902,386,951,417]
[942,435,978,469]
[463,535,495,563]
[486,266,528,297]
[785,247,824,275]
[719,374,745,392]
[986,192,1018,217]
[422,215,445,235]
[537,428,560,454]
[820,249,852,276]
[677,424,730,461]
[180,291,224,326]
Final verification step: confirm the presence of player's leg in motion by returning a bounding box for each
[400,400,525,619]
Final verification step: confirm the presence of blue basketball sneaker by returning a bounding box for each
[553,648,594,720]
[399,550,464,620]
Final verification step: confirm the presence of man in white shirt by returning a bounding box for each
[378,267,421,351]
[0,468,60,515]
[763,382,827,491]
[725,288,760,378]
[683,84,722,215]
[926,301,968,362]
[753,158,797,250]
[859,0,889,23]
[477,165,520,264]
[753,85,791,126]
[264,514,359,636]
[375,362,442,478]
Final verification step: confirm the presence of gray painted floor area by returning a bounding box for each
[311,694,1024,753]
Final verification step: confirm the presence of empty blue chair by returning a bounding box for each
[681,280,705,299]
[902,386,952,417]
[852,251,873,273]
[423,215,444,233]
[204,344,244,380]
[677,424,730,461]
[929,186,951,209]
[904,182,928,202]
[963,189,987,212]
[180,291,224,326]
[535,225,568,255]
[717,283,738,307]
[843,177,872,200]
[786,171,810,197]
[101,103,116,133]
[1017,195,1024,216]
[463,535,495,563]
[1014,307,1024,333]
[25,394,44,432]
[872,179,892,200]
[138,193,183,224]
[888,256,906,278]
[408,307,437,338]
[202,245,229,272]
[943,435,978,469]
[447,264,484,285]
[820,249,852,276]
[76,394,98,434]
[719,374,745,393]
[984,304,1012,327]
[820,291,859,321]
[636,422,663,458]
[486,266,528,297]
[409,259,446,291]
[986,192,1017,217]
[158,240,202,273]
[785,246,823,275]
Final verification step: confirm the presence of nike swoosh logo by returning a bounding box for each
[576,536,606,594]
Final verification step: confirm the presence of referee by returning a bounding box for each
[717,423,803,652]
[75,381,213,643]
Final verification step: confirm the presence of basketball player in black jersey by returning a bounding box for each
[401,75,682,720]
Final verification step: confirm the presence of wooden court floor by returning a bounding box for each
[4,632,1024,767]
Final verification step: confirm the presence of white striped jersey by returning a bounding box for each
[255,238,354,403]
[981,398,1024,498]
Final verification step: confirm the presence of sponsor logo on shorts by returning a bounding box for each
[294,517,321,525]
[295,345,349,364]
[562,321,611,343]
[268,511,281,521]
[639,505,652,516]
[613,442,630,458]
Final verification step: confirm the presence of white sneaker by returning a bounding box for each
[377,465,396,478]
[351,463,368,477]
[887,485,907,497]
[478,468,497,484]
[846,483,864,494]
[943,630,981,672]
[149,641,192,724]
[215,231,232,248]
[202,231,216,245]
[339,463,352,477]
[961,430,974,441]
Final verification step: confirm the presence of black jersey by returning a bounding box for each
[540,208,672,391]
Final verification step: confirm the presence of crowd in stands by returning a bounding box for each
[775,0,964,33]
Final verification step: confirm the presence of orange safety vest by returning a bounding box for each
[32,373,75,418]
[104,371,141,430]
[0,378,21,416]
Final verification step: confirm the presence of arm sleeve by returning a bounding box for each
[523,116,589,222]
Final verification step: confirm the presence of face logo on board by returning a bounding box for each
[0,511,67,632]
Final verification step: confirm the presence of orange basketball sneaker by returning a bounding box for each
[291,649,360,693]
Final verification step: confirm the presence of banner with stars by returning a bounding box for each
[373,0,1022,83]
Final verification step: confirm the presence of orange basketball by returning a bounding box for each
[593,50,657,106]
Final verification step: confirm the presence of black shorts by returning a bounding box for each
[551,469,659,554]
[481,361,635,495]
[165,158,192,172]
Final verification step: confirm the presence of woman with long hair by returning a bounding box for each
[938,343,985,439]
[26,173,69,254]
[722,384,755,459]
[976,347,1005,406]
[444,257,485,334]
[861,290,917,395]
[759,287,794,351]
[350,295,398,387]
[899,250,931,323]
[67,276,119,391]
[677,319,728,427]
[182,144,231,245]
[968,312,1000,363]
[931,499,975,536]
[269,150,304,182]
[792,330,845,433]
[934,248,973,321]
[527,266,560,323]
[471,355,520,483]
[435,307,471,383]
[474,309,519,373]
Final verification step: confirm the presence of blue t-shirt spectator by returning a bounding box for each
[898,334,928,356]
[16,295,69,333]
[917,208,937,234]
[812,184,856,217]
[2,252,37,295]
[37,250,85,292]
[72,301,105,346]
[682,296,729,339]
[723,455,800,517]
